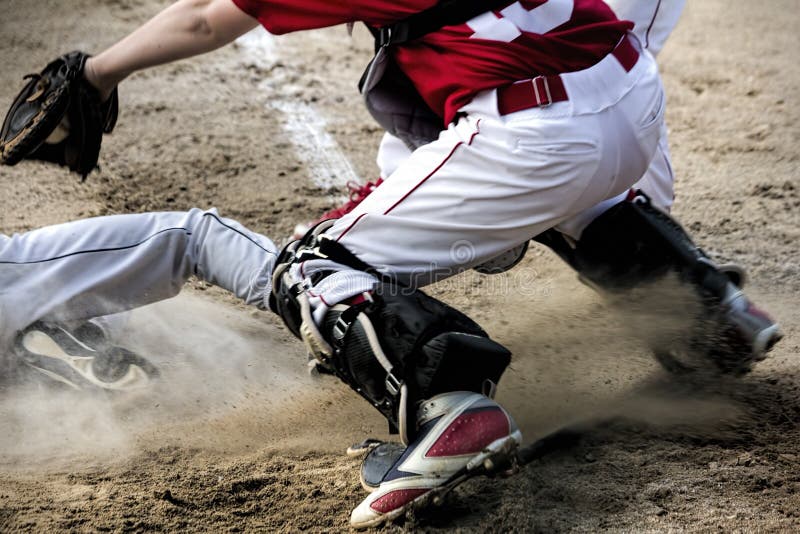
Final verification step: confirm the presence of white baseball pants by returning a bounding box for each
[377,0,685,234]
[310,37,665,294]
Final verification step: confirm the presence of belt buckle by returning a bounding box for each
[531,76,553,108]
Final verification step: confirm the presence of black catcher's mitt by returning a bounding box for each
[0,51,118,179]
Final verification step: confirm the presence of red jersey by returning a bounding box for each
[231,0,631,124]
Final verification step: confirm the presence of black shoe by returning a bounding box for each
[14,321,159,391]
[654,281,783,376]
[712,283,783,371]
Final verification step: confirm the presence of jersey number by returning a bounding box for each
[467,0,575,42]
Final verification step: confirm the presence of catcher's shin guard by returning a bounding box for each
[535,192,782,371]
[321,285,511,443]
[269,225,511,443]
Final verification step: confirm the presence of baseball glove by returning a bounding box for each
[0,51,118,179]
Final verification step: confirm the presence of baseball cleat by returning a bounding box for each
[349,391,522,529]
[654,282,783,375]
[719,263,747,289]
[346,438,386,458]
[14,321,159,391]
[357,441,407,492]
[714,284,783,370]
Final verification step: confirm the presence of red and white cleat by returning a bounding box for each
[718,285,783,364]
[349,391,522,529]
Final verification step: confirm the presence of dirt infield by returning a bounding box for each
[0,0,798,531]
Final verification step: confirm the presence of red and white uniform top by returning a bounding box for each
[231,0,632,124]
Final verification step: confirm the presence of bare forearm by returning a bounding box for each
[85,0,258,98]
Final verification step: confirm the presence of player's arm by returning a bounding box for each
[85,0,259,100]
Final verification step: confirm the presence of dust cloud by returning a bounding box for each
[0,292,360,469]
[0,278,765,472]
[495,273,752,445]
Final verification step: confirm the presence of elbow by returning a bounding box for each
[178,0,255,49]
[187,13,214,40]
[183,0,215,40]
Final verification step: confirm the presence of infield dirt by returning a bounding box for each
[0,0,798,531]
